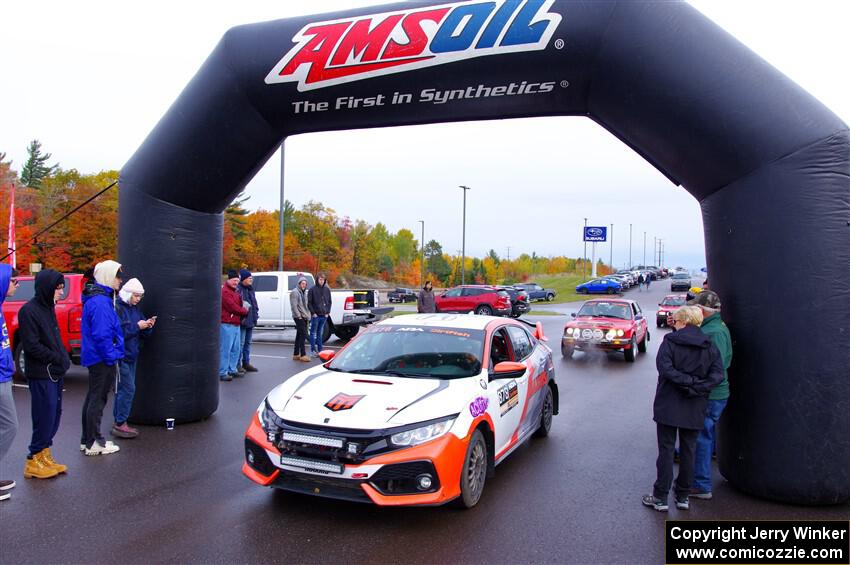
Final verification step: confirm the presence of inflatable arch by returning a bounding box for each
[119,1,849,504]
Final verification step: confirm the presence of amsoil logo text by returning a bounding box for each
[265,0,562,91]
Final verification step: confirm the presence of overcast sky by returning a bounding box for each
[2,1,848,270]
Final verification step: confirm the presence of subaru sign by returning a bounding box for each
[584,226,607,242]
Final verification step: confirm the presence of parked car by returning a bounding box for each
[575,278,621,295]
[496,286,530,318]
[656,294,687,327]
[514,283,556,302]
[603,274,631,289]
[2,273,84,379]
[670,273,692,291]
[252,271,392,342]
[561,298,650,362]
[435,285,512,316]
[242,313,557,508]
[387,287,418,303]
[616,271,636,286]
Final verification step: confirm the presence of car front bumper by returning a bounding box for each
[242,414,467,506]
[562,335,633,351]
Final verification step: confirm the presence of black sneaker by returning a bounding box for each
[220,374,233,382]
[675,496,689,510]
[0,480,15,491]
[642,494,668,512]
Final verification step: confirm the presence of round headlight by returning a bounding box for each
[617,329,625,337]
[606,330,616,340]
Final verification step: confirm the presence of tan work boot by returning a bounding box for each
[24,452,59,479]
[292,354,300,360]
[42,448,68,474]
[299,355,311,362]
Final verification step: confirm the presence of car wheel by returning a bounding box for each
[458,430,487,508]
[606,288,615,295]
[579,288,588,294]
[321,321,332,344]
[624,336,637,363]
[545,293,554,302]
[13,341,27,382]
[334,325,359,342]
[533,386,554,438]
[561,343,574,359]
[474,304,493,316]
[656,321,663,328]
[638,333,648,353]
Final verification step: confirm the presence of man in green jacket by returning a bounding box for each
[687,289,732,499]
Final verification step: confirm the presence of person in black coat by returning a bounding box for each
[18,269,71,478]
[643,306,723,512]
[307,273,332,357]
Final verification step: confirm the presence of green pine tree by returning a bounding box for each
[20,140,58,188]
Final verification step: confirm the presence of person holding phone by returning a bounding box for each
[112,278,155,439]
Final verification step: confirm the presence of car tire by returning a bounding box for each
[606,288,615,295]
[322,320,332,344]
[458,429,487,509]
[474,305,493,316]
[334,325,359,342]
[624,336,637,363]
[533,385,554,438]
[579,288,588,294]
[638,333,648,353]
[13,341,27,382]
[656,321,663,328]
[561,344,574,359]
[545,293,554,302]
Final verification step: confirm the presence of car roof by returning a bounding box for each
[379,313,499,330]
[582,298,637,306]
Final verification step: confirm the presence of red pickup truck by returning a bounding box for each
[1,273,84,378]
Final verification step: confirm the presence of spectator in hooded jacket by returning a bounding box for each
[80,260,124,456]
[237,269,259,373]
[289,276,310,362]
[643,306,723,513]
[220,270,248,381]
[307,273,332,357]
[112,278,155,439]
[0,265,19,499]
[417,281,436,313]
[19,269,71,479]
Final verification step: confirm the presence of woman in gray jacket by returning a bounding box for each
[417,281,436,313]
[290,277,311,362]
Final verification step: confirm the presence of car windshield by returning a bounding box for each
[577,302,631,319]
[673,273,690,279]
[327,325,485,379]
[661,297,686,306]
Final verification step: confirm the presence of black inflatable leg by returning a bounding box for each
[119,187,223,425]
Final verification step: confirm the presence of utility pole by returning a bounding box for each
[506,246,511,261]
[654,237,657,266]
[609,223,614,273]
[459,185,470,285]
[418,220,425,287]
[629,223,632,269]
[583,217,588,279]
[643,231,647,268]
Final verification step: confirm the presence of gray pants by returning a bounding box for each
[0,380,19,465]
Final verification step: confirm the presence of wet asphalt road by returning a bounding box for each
[1,282,847,565]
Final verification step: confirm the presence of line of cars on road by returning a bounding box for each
[392,282,556,319]
[575,267,669,295]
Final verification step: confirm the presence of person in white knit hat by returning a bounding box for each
[112,278,156,439]
[80,260,124,456]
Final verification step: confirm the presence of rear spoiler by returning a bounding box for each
[518,319,547,342]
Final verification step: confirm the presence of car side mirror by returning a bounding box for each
[635,314,643,320]
[491,361,527,380]
[318,350,335,361]
[570,312,576,318]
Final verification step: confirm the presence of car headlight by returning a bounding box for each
[260,398,283,433]
[390,417,455,447]
[617,329,625,337]
[565,327,574,335]
[605,330,616,340]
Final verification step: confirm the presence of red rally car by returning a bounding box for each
[561,298,649,363]
[656,294,687,328]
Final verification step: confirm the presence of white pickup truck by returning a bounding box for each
[251,271,392,342]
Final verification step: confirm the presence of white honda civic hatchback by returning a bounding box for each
[243,313,558,508]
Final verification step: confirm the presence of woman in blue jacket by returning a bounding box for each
[112,278,155,439]
[80,260,124,456]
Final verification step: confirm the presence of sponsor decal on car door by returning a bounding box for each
[486,327,527,456]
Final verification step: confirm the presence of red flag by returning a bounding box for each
[7,182,14,269]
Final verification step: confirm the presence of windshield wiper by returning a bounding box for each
[345,368,429,378]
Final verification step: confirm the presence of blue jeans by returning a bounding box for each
[219,324,241,376]
[309,316,327,353]
[239,326,253,366]
[113,359,137,425]
[28,378,63,456]
[692,398,728,492]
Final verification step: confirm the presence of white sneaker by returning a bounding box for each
[85,441,120,456]
[80,444,85,452]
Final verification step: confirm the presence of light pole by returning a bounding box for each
[609,223,613,273]
[643,231,647,267]
[583,217,588,279]
[418,220,425,287]
[629,223,632,269]
[459,185,470,285]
